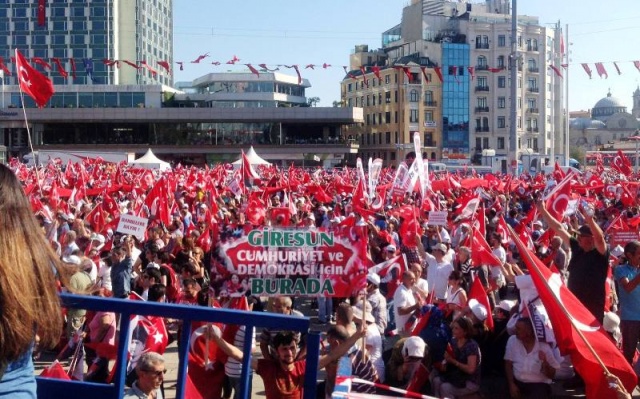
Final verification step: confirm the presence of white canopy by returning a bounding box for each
[129,149,171,171]
[232,146,271,166]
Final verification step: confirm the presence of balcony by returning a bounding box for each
[528,67,540,73]
[475,126,490,132]
[475,86,490,92]
[476,43,490,49]
[476,65,489,71]
[423,100,438,107]
[526,108,539,114]
[526,127,540,132]
[527,87,540,93]
[475,106,490,113]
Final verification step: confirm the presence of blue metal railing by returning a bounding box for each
[36,294,320,399]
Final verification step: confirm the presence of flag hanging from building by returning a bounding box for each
[14,49,54,108]
[83,58,97,83]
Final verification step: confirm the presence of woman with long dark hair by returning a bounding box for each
[0,164,67,398]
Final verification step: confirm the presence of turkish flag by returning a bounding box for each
[611,150,633,176]
[368,255,408,283]
[85,203,106,233]
[469,228,502,267]
[38,0,46,26]
[544,176,571,221]
[127,314,169,373]
[15,49,54,108]
[510,226,638,398]
[40,360,71,380]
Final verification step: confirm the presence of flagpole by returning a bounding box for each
[505,224,611,373]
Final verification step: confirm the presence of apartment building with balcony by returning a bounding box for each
[340,0,563,169]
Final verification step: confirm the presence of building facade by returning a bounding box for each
[0,0,172,86]
[0,72,361,166]
[340,0,563,171]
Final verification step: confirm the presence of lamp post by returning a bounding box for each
[629,134,640,174]
[0,69,4,108]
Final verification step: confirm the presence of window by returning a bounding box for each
[497,137,505,149]
[33,35,46,45]
[373,114,377,125]
[372,95,376,106]
[394,91,398,103]
[476,137,482,150]
[347,83,352,92]
[385,91,391,103]
[385,112,391,123]
[528,77,537,89]
[72,7,85,17]
[497,55,505,68]
[498,97,506,108]
[498,116,506,128]
[386,132,391,143]
[385,75,390,84]
[483,138,489,149]
[478,76,487,88]
[410,90,419,102]
[477,56,487,67]
[498,35,506,47]
[498,76,506,88]
[533,138,539,151]
[477,97,487,108]
[527,98,536,109]
[528,59,537,70]
[410,109,419,123]
[482,117,489,129]
[424,111,433,122]
[366,95,370,107]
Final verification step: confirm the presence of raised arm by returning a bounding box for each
[584,210,607,255]
[318,324,367,369]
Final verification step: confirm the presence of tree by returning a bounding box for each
[307,97,320,107]
[332,100,344,108]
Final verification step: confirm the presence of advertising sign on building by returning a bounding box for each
[219,228,369,297]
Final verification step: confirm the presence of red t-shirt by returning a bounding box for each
[256,358,306,399]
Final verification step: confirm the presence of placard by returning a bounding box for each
[428,211,448,226]
[116,214,148,241]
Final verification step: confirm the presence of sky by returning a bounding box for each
[173,0,640,110]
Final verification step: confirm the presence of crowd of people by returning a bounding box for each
[1,151,639,399]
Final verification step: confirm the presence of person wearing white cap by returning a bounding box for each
[393,270,420,337]
[352,301,385,382]
[366,273,387,335]
[398,336,426,388]
[419,242,454,302]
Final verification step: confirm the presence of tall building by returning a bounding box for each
[341,0,563,172]
[0,0,173,87]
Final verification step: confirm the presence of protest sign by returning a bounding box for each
[117,214,148,241]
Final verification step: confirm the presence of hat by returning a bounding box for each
[182,203,189,209]
[352,301,375,323]
[90,233,106,244]
[318,206,327,212]
[385,244,397,253]
[603,311,621,342]
[306,214,315,221]
[533,221,543,227]
[460,223,470,229]
[468,299,488,321]
[367,273,381,286]
[330,217,341,223]
[62,255,82,266]
[442,236,451,244]
[431,243,447,253]
[497,300,516,314]
[577,225,593,237]
[403,336,426,358]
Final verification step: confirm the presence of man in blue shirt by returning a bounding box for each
[615,241,640,365]
[110,237,135,299]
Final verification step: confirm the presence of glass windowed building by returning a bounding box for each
[441,43,469,158]
[0,0,172,87]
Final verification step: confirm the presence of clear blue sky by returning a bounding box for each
[173,0,640,110]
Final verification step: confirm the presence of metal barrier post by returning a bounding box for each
[303,331,321,399]
[239,324,255,399]
[175,319,192,399]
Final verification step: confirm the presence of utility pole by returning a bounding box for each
[564,24,570,167]
[508,0,519,175]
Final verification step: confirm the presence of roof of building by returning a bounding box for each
[593,91,626,110]
[570,118,606,130]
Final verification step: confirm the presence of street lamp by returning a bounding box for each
[629,134,640,174]
[0,69,4,108]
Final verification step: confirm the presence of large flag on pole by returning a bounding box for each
[15,49,54,108]
[508,225,637,398]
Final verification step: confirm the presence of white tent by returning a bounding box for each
[129,149,171,171]
[232,146,271,167]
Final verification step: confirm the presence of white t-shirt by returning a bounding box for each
[98,261,112,291]
[393,284,416,334]
[504,335,560,384]
[425,259,454,300]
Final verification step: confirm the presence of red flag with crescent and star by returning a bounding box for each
[544,176,572,222]
[15,49,54,108]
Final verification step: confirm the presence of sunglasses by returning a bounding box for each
[142,368,166,377]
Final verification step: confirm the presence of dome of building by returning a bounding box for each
[592,91,627,120]
[570,117,606,129]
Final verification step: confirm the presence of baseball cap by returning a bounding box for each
[403,336,426,358]
[367,273,381,286]
[385,244,397,253]
[352,301,375,323]
[497,300,516,314]
[468,299,488,321]
[431,243,447,253]
[62,255,82,265]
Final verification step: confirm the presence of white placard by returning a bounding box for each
[427,211,448,226]
[116,214,148,241]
